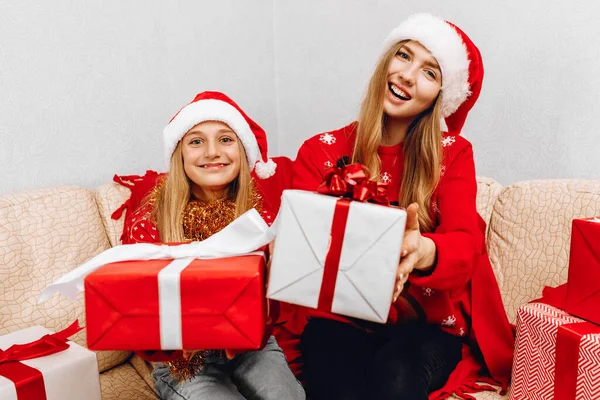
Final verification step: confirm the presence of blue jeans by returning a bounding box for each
[153,336,305,400]
[300,318,463,400]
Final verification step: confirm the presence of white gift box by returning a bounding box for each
[267,190,406,323]
[0,326,101,400]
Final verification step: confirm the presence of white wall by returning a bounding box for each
[0,0,277,193]
[1,1,599,194]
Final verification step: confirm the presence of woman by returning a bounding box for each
[274,13,514,400]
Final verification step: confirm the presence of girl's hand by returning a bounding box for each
[392,203,437,302]
[225,349,239,360]
[182,350,197,360]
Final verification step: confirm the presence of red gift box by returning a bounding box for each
[85,253,266,351]
[510,302,600,400]
[565,217,600,325]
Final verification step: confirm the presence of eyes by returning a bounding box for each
[397,51,409,60]
[395,51,438,80]
[188,136,235,145]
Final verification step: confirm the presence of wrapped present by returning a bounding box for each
[85,252,266,350]
[510,302,600,400]
[565,217,600,325]
[267,164,406,323]
[0,322,101,400]
[38,209,275,351]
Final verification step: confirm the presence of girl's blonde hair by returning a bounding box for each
[151,138,254,242]
[352,40,442,232]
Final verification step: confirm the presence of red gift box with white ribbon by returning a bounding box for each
[85,252,266,350]
[39,209,275,351]
[510,302,600,400]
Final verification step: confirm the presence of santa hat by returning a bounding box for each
[163,91,277,179]
[382,13,484,134]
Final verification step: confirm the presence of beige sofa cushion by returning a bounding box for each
[95,183,131,247]
[0,186,131,372]
[476,176,503,230]
[130,353,159,396]
[100,362,158,399]
[487,179,600,323]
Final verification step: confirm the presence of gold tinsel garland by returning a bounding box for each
[161,182,262,381]
[166,350,222,382]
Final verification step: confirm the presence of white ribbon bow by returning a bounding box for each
[39,208,276,303]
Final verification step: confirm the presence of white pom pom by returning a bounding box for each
[254,158,277,179]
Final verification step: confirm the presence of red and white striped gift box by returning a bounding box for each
[510,302,600,400]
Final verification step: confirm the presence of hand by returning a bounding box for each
[182,350,197,360]
[393,203,420,302]
[225,349,241,360]
[392,203,437,302]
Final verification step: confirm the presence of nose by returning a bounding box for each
[398,65,417,85]
[204,140,220,158]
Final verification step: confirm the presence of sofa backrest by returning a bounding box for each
[476,176,503,232]
[0,186,132,372]
[487,179,600,323]
[95,183,130,247]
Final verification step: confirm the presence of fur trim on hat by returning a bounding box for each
[162,99,260,170]
[382,13,471,118]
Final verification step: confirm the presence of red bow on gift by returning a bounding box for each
[0,320,83,364]
[317,163,390,204]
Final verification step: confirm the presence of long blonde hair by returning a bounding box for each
[151,139,254,242]
[352,41,442,232]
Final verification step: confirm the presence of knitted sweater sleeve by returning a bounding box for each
[292,141,325,191]
[409,142,485,292]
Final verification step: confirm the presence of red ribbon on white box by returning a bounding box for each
[0,321,83,400]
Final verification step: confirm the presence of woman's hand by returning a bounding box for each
[392,203,437,302]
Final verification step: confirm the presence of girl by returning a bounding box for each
[275,13,514,400]
[121,91,304,400]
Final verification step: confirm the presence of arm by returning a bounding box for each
[409,144,484,292]
[292,141,325,191]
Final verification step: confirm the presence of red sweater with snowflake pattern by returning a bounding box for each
[273,123,515,399]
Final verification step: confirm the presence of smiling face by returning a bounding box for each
[383,40,442,123]
[181,120,242,200]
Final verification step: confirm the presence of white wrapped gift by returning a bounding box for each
[0,326,101,400]
[267,190,406,323]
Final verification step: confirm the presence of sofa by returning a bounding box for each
[1,176,599,399]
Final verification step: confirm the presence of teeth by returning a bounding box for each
[390,84,409,99]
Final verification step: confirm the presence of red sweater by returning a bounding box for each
[273,123,515,399]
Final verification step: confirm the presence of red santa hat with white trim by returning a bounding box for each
[382,13,484,134]
[163,91,277,179]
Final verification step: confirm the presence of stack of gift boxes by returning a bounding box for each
[1,165,406,399]
[510,217,600,400]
